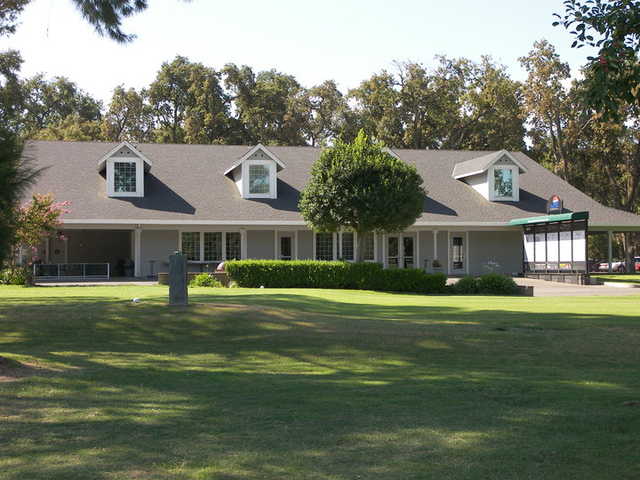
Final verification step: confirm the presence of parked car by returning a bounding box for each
[598,260,626,272]
[635,256,640,272]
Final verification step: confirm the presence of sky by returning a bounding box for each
[1,0,598,105]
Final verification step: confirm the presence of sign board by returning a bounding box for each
[547,195,563,214]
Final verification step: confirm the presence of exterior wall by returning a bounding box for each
[437,231,448,273]
[464,173,489,199]
[297,230,313,259]
[63,229,131,276]
[417,231,436,272]
[247,230,275,259]
[468,230,523,276]
[141,230,178,277]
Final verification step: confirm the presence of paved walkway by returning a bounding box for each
[36,279,158,287]
[513,277,640,297]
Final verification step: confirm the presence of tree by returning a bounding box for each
[519,40,586,180]
[183,66,231,144]
[102,86,154,142]
[299,130,425,262]
[554,0,640,119]
[300,80,349,147]
[349,58,526,150]
[0,1,29,37]
[0,50,39,268]
[223,64,308,145]
[11,194,70,284]
[20,74,103,139]
[442,56,526,151]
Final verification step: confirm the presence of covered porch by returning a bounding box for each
[35,228,136,281]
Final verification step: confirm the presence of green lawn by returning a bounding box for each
[1,285,639,479]
[593,274,640,284]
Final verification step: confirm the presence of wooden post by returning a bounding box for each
[169,252,188,306]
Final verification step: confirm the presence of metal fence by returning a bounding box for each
[33,263,110,281]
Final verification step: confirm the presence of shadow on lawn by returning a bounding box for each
[0,293,638,479]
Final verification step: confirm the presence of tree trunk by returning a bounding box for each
[356,231,367,263]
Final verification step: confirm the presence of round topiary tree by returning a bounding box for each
[299,130,425,262]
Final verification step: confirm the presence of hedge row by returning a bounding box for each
[451,273,520,295]
[224,260,447,294]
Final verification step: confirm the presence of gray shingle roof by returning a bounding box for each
[22,140,640,229]
[452,150,526,179]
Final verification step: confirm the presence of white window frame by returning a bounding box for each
[312,231,378,262]
[242,160,277,199]
[106,157,144,197]
[313,232,337,261]
[179,230,244,263]
[489,165,519,202]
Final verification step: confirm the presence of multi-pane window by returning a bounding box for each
[204,232,222,261]
[181,232,200,261]
[114,162,136,193]
[340,233,354,261]
[315,233,334,261]
[362,233,375,261]
[248,164,270,194]
[226,232,241,260]
[182,232,241,262]
[494,168,514,198]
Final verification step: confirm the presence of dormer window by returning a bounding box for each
[452,150,526,203]
[114,161,137,193]
[248,163,272,196]
[492,166,517,201]
[224,144,285,199]
[98,141,152,198]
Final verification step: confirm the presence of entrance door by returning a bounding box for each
[403,236,414,268]
[450,234,466,274]
[387,236,400,268]
[49,237,67,264]
[280,236,292,260]
[387,235,415,269]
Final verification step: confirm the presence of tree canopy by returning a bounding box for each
[299,131,425,261]
[554,0,640,118]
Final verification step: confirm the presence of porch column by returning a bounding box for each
[240,229,247,259]
[134,228,142,277]
[607,230,613,273]
[274,229,278,260]
[382,234,388,268]
[433,230,438,261]
[294,230,299,260]
[416,230,421,270]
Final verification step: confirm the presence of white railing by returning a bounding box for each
[33,263,110,281]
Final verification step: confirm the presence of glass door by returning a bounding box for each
[450,235,465,274]
[280,236,292,260]
[387,236,400,268]
[403,236,414,268]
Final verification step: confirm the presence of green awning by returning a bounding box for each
[509,211,589,226]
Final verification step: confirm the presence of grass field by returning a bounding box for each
[593,274,640,284]
[1,285,639,479]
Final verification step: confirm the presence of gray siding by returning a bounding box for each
[468,230,523,276]
[417,231,435,271]
[437,231,448,272]
[141,230,178,276]
[297,230,313,259]
[247,230,275,259]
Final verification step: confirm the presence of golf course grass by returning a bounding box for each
[1,285,638,479]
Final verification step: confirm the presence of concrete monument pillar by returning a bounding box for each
[169,251,188,306]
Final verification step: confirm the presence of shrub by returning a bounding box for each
[0,267,28,285]
[476,273,519,295]
[224,260,446,294]
[189,273,223,288]
[452,276,479,294]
